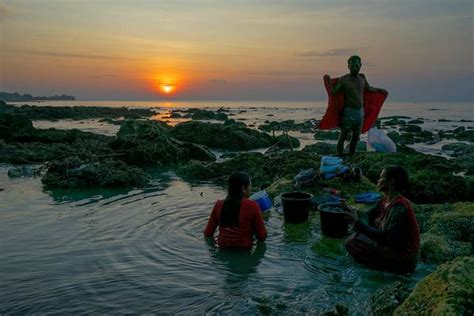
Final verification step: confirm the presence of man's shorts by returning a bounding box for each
[341,107,364,133]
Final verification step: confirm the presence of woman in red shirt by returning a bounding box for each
[204,172,267,249]
[344,165,420,274]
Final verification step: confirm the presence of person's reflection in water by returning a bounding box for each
[211,242,266,275]
[205,238,267,295]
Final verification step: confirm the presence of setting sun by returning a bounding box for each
[161,85,174,94]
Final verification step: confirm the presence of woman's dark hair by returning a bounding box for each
[384,165,410,193]
[220,171,250,227]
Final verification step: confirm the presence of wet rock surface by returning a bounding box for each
[371,281,411,316]
[258,119,316,133]
[170,121,273,150]
[394,256,474,315]
[0,102,155,121]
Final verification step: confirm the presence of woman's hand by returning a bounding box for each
[340,201,358,224]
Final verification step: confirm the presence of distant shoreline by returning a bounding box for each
[0,92,75,102]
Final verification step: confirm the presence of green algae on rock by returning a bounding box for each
[258,120,316,134]
[112,120,215,165]
[394,256,474,315]
[42,157,150,188]
[314,130,341,141]
[0,102,155,120]
[303,142,337,155]
[348,152,472,204]
[371,281,411,316]
[170,121,273,150]
[417,202,474,264]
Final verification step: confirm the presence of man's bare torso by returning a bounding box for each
[339,74,367,109]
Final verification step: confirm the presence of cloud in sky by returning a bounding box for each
[4,49,136,61]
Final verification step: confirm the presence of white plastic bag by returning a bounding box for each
[366,127,397,153]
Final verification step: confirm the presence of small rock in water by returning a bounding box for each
[8,168,23,178]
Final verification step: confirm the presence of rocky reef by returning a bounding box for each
[170,121,274,150]
[0,101,155,121]
[394,256,473,315]
[417,203,473,264]
[0,114,215,188]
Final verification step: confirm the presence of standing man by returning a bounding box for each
[324,56,387,156]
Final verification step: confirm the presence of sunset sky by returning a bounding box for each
[0,0,472,101]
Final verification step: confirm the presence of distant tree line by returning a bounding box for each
[0,92,76,102]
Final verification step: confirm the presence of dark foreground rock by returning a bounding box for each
[349,152,473,204]
[42,157,150,188]
[178,108,228,121]
[170,121,273,150]
[1,116,218,188]
[0,102,155,120]
[111,120,216,165]
[258,120,316,133]
[371,281,411,316]
[394,256,474,315]
[417,202,473,264]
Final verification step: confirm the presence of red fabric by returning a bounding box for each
[393,196,420,255]
[318,77,387,133]
[204,198,267,249]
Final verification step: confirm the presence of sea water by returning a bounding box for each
[1,100,472,313]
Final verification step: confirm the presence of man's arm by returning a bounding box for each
[324,75,343,95]
[362,74,388,95]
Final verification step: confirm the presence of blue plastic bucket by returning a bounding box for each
[250,190,272,212]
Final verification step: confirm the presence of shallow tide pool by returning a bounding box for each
[0,168,434,314]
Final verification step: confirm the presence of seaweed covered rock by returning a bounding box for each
[410,171,470,203]
[111,120,215,164]
[455,130,474,142]
[407,118,424,124]
[0,103,155,120]
[223,119,246,128]
[382,118,407,126]
[420,233,471,264]
[177,151,322,189]
[303,142,337,155]
[349,152,471,203]
[400,124,422,133]
[258,120,316,133]
[272,134,300,149]
[394,256,474,315]
[170,121,273,150]
[314,130,340,140]
[0,113,36,141]
[116,119,171,139]
[191,109,227,121]
[371,281,411,316]
[42,157,150,188]
[320,303,349,316]
[0,127,114,164]
[425,202,474,242]
[418,202,474,264]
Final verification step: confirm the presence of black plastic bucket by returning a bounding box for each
[280,191,313,223]
[318,203,349,238]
